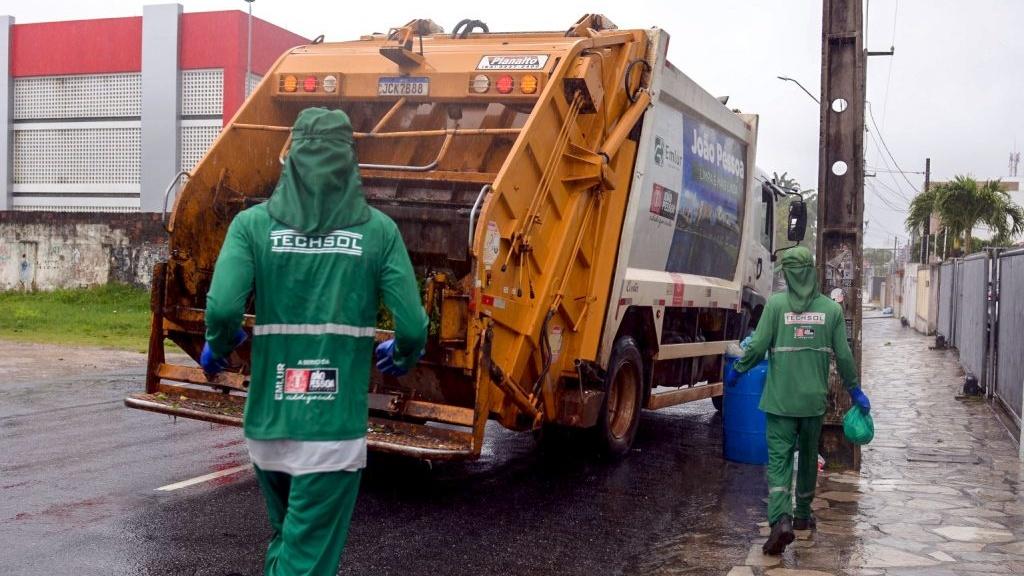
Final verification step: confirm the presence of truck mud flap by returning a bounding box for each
[125,391,477,461]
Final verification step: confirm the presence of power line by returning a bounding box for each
[864,120,915,202]
[866,101,920,194]
[864,218,902,248]
[867,185,904,214]
[880,0,899,126]
[865,205,900,235]
[872,175,911,206]
[866,180,908,213]
[866,130,913,202]
[866,166,925,175]
[866,106,915,198]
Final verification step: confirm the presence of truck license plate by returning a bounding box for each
[377,77,429,96]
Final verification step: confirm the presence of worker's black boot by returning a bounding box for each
[762,514,795,555]
[793,514,817,531]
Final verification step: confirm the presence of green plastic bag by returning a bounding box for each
[843,406,874,445]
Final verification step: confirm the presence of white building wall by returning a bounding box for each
[12,73,142,212]
[7,68,224,213]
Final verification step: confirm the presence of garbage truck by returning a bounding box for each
[125,14,806,459]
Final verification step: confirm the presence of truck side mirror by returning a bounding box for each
[787,200,807,242]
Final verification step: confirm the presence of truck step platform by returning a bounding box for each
[125,392,476,460]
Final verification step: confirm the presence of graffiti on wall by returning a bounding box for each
[0,214,167,291]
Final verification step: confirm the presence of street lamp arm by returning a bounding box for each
[776,76,820,104]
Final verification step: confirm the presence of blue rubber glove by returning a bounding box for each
[739,335,753,350]
[849,386,871,414]
[375,338,409,377]
[724,363,741,387]
[200,329,247,378]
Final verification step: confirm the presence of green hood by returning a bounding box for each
[781,246,819,314]
[267,107,370,235]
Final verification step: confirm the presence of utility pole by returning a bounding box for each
[892,236,897,274]
[245,0,255,98]
[921,158,931,263]
[817,0,866,470]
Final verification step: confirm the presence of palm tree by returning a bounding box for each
[905,175,1024,254]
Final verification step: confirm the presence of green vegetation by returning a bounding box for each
[906,175,1024,255]
[771,172,818,254]
[0,284,151,351]
[864,247,894,270]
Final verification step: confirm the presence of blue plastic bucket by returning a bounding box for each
[723,356,769,465]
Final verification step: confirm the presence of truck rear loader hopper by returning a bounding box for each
[126,15,769,460]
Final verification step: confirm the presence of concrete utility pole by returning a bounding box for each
[245,0,255,97]
[922,158,931,262]
[892,236,897,274]
[817,0,866,470]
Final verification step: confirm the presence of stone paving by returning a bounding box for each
[728,317,1024,576]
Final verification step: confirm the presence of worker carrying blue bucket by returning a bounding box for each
[724,246,871,556]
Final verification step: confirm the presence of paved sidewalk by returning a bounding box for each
[728,317,1024,576]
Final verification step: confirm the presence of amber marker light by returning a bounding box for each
[521,74,538,94]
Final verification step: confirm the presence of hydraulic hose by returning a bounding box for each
[624,59,652,104]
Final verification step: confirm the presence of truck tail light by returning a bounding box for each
[495,75,514,94]
[471,74,490,94]
[520,74,538,94]
[322,75,338,93]
[281,75,298,93]
[302,75,318,92]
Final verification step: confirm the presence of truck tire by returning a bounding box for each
[596,336,644,457]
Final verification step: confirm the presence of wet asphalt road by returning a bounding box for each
[1,364,765,576]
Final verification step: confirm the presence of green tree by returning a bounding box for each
[906,175,1024,254]
[771,172,818,254]
[863,247,893,269]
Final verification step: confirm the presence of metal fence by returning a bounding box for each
[996,249,1024,426]
[956,252,990,386]
[936,261,955,343]
[935,248,1024,436]
[901,264,918,326]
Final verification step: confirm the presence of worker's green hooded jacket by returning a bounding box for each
[205,107,428,441]
[734,246,859,417]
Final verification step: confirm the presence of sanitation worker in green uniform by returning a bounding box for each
[727,246,870,555]
[201,107,428,575]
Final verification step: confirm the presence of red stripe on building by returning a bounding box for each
[180,11,307,123]
[11,11,307,124]
[11,17,143,76]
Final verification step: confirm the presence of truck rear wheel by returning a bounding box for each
[596,336,644,457]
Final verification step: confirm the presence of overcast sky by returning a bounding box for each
[4,0,1022,248]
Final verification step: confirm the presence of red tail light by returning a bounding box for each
[495,75,514,94]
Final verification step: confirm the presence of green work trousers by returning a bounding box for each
[765,413,823,525]
[254,465,362,576]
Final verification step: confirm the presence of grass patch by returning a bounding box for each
[0,284,151,351]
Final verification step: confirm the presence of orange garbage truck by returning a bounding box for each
[125,15,806,460]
